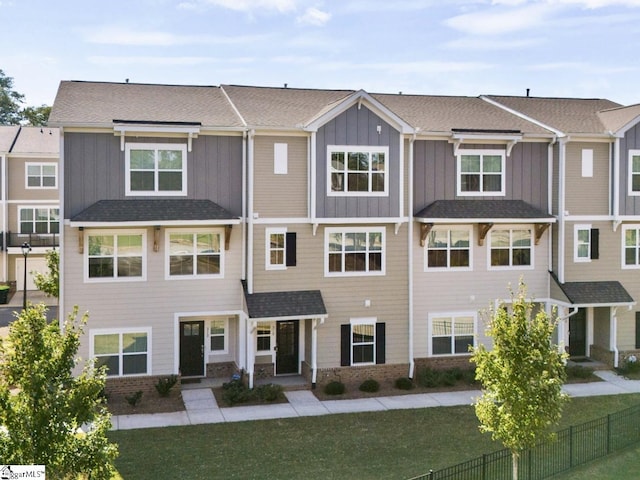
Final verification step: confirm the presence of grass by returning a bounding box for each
[108,393,640,480]
[552,443,640,479]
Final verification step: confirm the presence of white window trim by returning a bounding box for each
[165,228,225,280]
[456,149,506,197]
[90,327,152,377]
[256,321,274,355]
[84,229,147,283]
[574,224,592,263]
[25,162,58,189]
[424,226,473,272]
[487,227,534,271]
[428,312,477,357]
[350,317,376,366]
[629,150,640,196]
[125,142,188,196]
[209,318,229,355]
[327,145,389,197]
[18,205,60,234]
[265,227,287,271]
[324,226,386,277]
[622,224,640,269]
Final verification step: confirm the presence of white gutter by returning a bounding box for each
[241,130,247,281]
[548,138,556,276]
[408,134,416,378]
[247,130,255,294]
[613,136,620,222]
[558,139,567,283]
[611,307,619,368]
[1,152,6,283]
[59,128,65,329]
[310,131,317,231]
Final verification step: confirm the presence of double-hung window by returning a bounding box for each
[92,329,150,376]
[629,150,640,195]
[126,143,187,195]
[210,319,228,354]
[86,230,145,281]
[489,228,532,268]
[19,206,59,234]
[340,319,386,366]
[167,230,223,279]
[426,228,471,270]
[328,146,388,195]
[26,163,57,189]
[266,228,296,270]
[457,149,505,196]
[574,225,599,262]
[257,323,272,352]
[326,227,385,276]
[429,314,475,356]
[623,225,640,268]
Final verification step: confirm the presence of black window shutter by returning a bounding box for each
[636,312,640,349]
[590,229,599,260]
[376,322,386,365]
[340,324,351,366]
[286,232,297,267]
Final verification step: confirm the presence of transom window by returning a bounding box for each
[457,149,505,196]
[328,146,388,195]
[629,150,640,195]
[167,230,223,278]
[426,228,471,270]
[92,330,150,376]
[623,226,640,268]
[19,207,59,234]
[210,319,227,353]
[86,231,145,281]
[489,229,532,268]
[430,314,475,356]
[126,143,187,195]
[26,163,57,189]
[326,227,385,276]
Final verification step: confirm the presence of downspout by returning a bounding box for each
[558,138,567,283]
[310,131,317,230]
[1,152,6,282]
[311,317,325,388]
[241,130,247,281]
[408,134,416,378]
[548,137,556,285]
[613,136,620,222]
[58,128,65,330]
[611,307,619,368]
[557,306,579,360]
[247,129,255,294]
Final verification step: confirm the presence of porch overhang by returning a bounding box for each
[551,275,635,308]
[243,289,327,320]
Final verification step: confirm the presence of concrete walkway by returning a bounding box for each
[110,370,640,431]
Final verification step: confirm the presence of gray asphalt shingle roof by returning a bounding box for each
[415,200,554,220]
[558,281,634,305]
[70,199,237,223]
[244,289,327,319]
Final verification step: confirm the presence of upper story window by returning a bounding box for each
[489,228,533,269]
[126,143,187,196]
[325,227,385,276]
[26,163,57,189]
[167,229,223,279]
[425,228,472,270]
[86,230,146,282]
[328,146,388,196]
[574,225,591,262]
[19,207,59,234]
[457,149,505,196]
[629,150,640,195]
[623,225,640,268]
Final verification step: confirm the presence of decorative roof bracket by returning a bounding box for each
[419,223,434,247]
[534,223,550,245]
[478,223,494,246]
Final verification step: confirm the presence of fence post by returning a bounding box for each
[569,425,574,468]
[607,413,612,454]
[427,469,433,479]
[482,453,487,480]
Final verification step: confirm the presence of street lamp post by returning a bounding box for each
[21,242,31,310]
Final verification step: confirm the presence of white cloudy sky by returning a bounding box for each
[2,0,640,107]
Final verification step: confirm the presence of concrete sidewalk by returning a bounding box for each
[110,370,640,431]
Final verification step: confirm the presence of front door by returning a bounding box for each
[569,308,587,357]
[180,320,204,377]
[276,320,299,375]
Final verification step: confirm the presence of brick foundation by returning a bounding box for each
[206,361,237,379]
[618,349,640,367]
[589,344,615,366]
[414,356,475,371]
[313,363,410,390]
[104,374,179,397]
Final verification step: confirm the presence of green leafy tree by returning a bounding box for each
[22,104,51,126]
[0,304,118,478]
[0,69,25,125]
[33,249,59,298]
[472,281,568,480]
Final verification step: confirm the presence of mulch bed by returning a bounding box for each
[106,390,185,416]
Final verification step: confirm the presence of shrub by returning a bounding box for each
[395,377,414,390]
[221,379,252,406]
[441,370,458,386]
[254,383,284,402]
[416,367,442,388]
[155,375,178,397]
[359,379,380,393]
[565,364,594,380]
[125,390,143,407]
[324,380,346,395]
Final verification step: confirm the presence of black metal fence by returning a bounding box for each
[408,403,640,480]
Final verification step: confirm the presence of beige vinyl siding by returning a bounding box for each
[412,223,551,359]
[593,307,610,348]
[252,223,409,368]
[64,224,243,376]
[617,308,636,351]
[253,136,308,218]
[7,157,59,201]
[565,142,610,216]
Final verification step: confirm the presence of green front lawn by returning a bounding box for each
[108,394,640,480]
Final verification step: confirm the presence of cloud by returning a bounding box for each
[296,7,331,25]
[445,3,554,35]
[445,36,544,49]
[178,0,297,12]
[87,56,221,66]
[316,59,494,75]
[84,26,270,46]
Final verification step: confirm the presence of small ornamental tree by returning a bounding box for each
[33,249,59,298]
[0,304,118,479]
[472,281,568,480]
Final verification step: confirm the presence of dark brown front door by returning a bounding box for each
[276,320,299,375]
[180,320,204,377]
[569,308,587,357]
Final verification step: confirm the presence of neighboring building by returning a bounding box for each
[0,125,59,294]
[48,81,640,393]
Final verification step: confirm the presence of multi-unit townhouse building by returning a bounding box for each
[0,125,59,295]
[47,81,640,393]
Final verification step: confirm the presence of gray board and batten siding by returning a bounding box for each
[315,104,401,219]
[620,122,640,215]
[63,132,243,218]
[413,140,550,213]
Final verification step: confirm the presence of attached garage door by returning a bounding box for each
[15,256,48,291]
